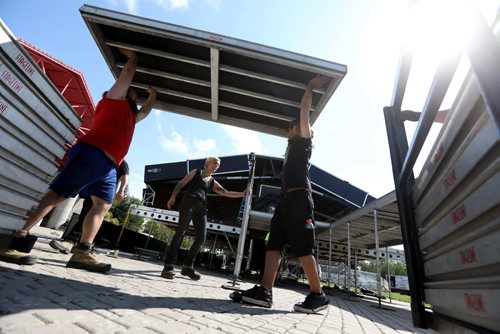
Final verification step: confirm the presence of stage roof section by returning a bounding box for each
[80,4,347,137]
[318,191,403,250]
[19,39,95,131]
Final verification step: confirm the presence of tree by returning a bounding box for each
[143,219,176,242]
[109,195,144,232]
[359,259,407,277]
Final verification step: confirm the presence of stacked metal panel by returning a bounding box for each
[0,20,81,231]
[413,72,500,331]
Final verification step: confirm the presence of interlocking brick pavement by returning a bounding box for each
[0,229,435,334]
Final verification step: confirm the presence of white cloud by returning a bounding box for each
[169,0,191,9]
[153,0,191,10]
[123,0,139,14]
[157,122,217,157]
[158,123,189,155]
[194,138,216,155]
[205,0,222,11]
[222,124,266,155]
[108,0,194,14]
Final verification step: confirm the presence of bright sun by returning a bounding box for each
[407,0,479,60]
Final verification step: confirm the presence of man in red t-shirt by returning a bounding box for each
[0,49,157,272]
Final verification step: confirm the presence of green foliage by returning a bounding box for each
[108,196,145,232]
[106,195,194,248]
[143,219,176,242]
[358,259,407,277]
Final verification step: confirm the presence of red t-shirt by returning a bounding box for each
[78,96,135,166]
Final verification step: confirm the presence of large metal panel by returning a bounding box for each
[0,22,81,130]
[413,67,500,332]
[413,73,481,202]
[423,214,500,278]
[0,84,66,158]
[0,54,76,144]
[415,110,499,228]
[419,171,500,251]
[0,20,81,231]
[425,284,500,332]
[80,5,347,137]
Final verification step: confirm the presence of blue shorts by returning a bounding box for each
[50,142,117,204]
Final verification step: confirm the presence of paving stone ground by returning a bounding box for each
[0,228,435,334]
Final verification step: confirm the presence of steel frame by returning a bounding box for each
[383,6,500,330]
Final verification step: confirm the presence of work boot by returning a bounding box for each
[161,265,175,279]
[49,239,76,254]
[0,248,37,265]
[66,244,111,273]
[181,267,201,281]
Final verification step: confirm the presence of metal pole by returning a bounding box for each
[328,227,332,288]
[232,153,256,283]
[144,220,155,249]
[209,233,218,266]
[316,237,321,282]
[347,221,352,300]
[316,237,320,262]
[113,204,132,257]
[338,260,341,287]
[374,209,382,307]
[387,246,392,303]
[354,251,358,294]
[245,238,254,271]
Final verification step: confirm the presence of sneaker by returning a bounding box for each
[293,291,329,314]
[161,265,175,279]
[229,291,243,302]
[66,246,111,273]
[49,239,75,254]
[180,267,201,281]
[231,285,273,308]
[0,248,37,265]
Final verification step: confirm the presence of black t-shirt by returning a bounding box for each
[185,169,214,203]
[117,160,129,181]
[282,137,312,191]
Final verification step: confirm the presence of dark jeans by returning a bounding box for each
[164,194,207,268]
[61,196,93,243]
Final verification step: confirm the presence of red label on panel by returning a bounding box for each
[0,99,7,115]
[443,168,457,191]
[464,293,485,312]
[451,204,467,224]
[1,70,23,93]
[459,246,477,265]
[433,144,445,163]
[209,34,224,43]
[15,54,35,77]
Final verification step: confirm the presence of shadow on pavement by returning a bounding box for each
[0,264,288,317]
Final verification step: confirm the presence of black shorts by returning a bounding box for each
[267,190,315,257]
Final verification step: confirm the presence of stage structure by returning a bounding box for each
[137,153,380,279]
[78,5,405,283]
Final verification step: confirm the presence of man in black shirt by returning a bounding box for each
[230,75,330,313]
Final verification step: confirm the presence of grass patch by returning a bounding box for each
[382,291,411,303]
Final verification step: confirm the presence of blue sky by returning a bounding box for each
[1,0,498,200]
